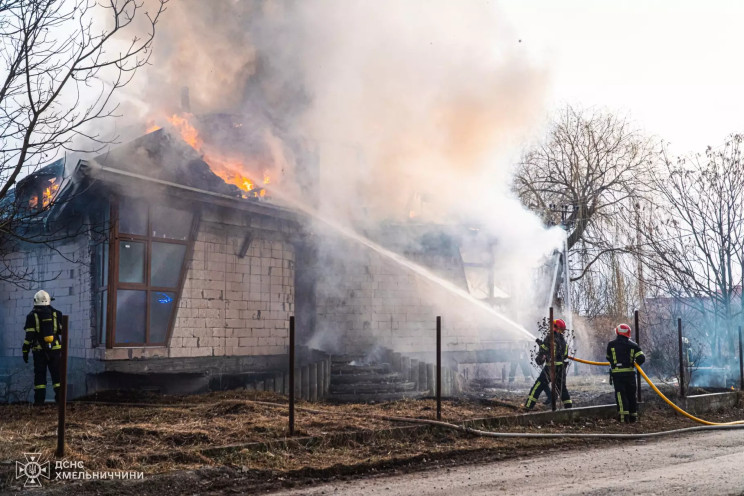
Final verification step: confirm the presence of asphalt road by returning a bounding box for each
[272,429,744,496]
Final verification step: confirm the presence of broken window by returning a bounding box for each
[108,197,196,347]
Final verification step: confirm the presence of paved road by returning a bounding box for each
[272,429,744,496]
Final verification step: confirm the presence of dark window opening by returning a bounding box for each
[91,196,110,347]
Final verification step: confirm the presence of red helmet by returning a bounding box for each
[615,323,632,338]
[553,319,566,333]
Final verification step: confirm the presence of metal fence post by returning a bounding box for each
[436,316,441,421]
[678,318,685,398]
[635,310,641,403]
[56,315,69,457]
[549,307,556,412]
[739,326,743,391]
[289,316,295,436]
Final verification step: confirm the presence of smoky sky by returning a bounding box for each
[117,0,565,339]
[124,1,547,219]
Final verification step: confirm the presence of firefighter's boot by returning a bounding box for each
[34,387,46,406]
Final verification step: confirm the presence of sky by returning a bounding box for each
[498,1,744,155]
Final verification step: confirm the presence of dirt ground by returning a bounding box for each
[268,429,744,496]
[1,378,741,495]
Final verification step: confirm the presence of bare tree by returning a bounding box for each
[643,297,708,388]
[0,0,166,284]
[642,135,744,365]
[514,106,658,313]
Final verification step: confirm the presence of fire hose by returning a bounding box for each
[73,357,744,444]
[286,403,744,439]
[74,396,744,442]
[568,356,744,426]
[280,355,744,438]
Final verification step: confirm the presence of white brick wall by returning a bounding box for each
[0,236,96,359]
[168,209,295,358]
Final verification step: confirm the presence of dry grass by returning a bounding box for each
[0,390,518,476]
[1,388,742,487]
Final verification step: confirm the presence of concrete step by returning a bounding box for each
[333,363,392,375]
[331,372,405,385]
[330,381,417,395]
[331,355,365,365]
[327,390,429,403]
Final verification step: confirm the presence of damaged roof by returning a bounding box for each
[89,129,245,197]
[12,129,300,224]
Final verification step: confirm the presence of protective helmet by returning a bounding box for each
[615,323,632,338]
[553,319,566,333]
[33,290,52,306]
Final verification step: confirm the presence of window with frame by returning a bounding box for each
[108,197,195,346]
[92,198,110,347]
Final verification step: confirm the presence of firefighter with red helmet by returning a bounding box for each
[606,323,645,422]
[524,318,573,409]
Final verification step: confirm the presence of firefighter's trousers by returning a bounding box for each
[508,359,533,383]
[612,373,638,422]
[32,349,61,405]
[525,366,572,409]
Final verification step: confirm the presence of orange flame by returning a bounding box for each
[167,114,203,150]
[166,113,270,198]
[42,177,59,208]
[28,177,60,209]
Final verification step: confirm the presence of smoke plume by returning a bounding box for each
[118,0,566,342]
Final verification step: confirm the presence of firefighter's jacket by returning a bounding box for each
[606,335,645,377]
[22,305,63,355]
[536,331,569,367]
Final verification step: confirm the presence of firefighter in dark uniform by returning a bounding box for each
[508,341,533,384]
[524,318,573,409]
[22,290,63,405]
[606,323,645,422]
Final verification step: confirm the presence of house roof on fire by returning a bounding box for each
[13,129,299,223]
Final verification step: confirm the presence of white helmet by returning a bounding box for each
[33,290,52,306]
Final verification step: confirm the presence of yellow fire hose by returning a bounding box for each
[569,356,744,426]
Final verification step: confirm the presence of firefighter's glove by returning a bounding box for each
[535,338,543,346]
[22,352,28,364]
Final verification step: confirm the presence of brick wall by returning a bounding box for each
[0,236,97,360]
[0,235,102,402]
[167,206,295,358]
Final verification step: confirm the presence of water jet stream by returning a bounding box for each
[267,188,536,340]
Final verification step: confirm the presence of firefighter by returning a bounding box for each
[22,290,63,406]
[524,319,573,409]
[508,341,533,384]
[682,337,694,367]
[606,323,645,423]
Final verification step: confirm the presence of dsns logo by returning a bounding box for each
[16,453,51,488]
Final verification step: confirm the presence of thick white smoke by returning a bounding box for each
[117,0,566,343]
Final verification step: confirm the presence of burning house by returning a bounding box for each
[0,112,553,404]
[0,0,576,405]
[0,118,325,401]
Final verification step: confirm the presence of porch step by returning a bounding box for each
[328,391,428,404]
[328,354,427,403]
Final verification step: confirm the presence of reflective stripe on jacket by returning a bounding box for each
[22,306,63,353]
[606,335,645,375]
